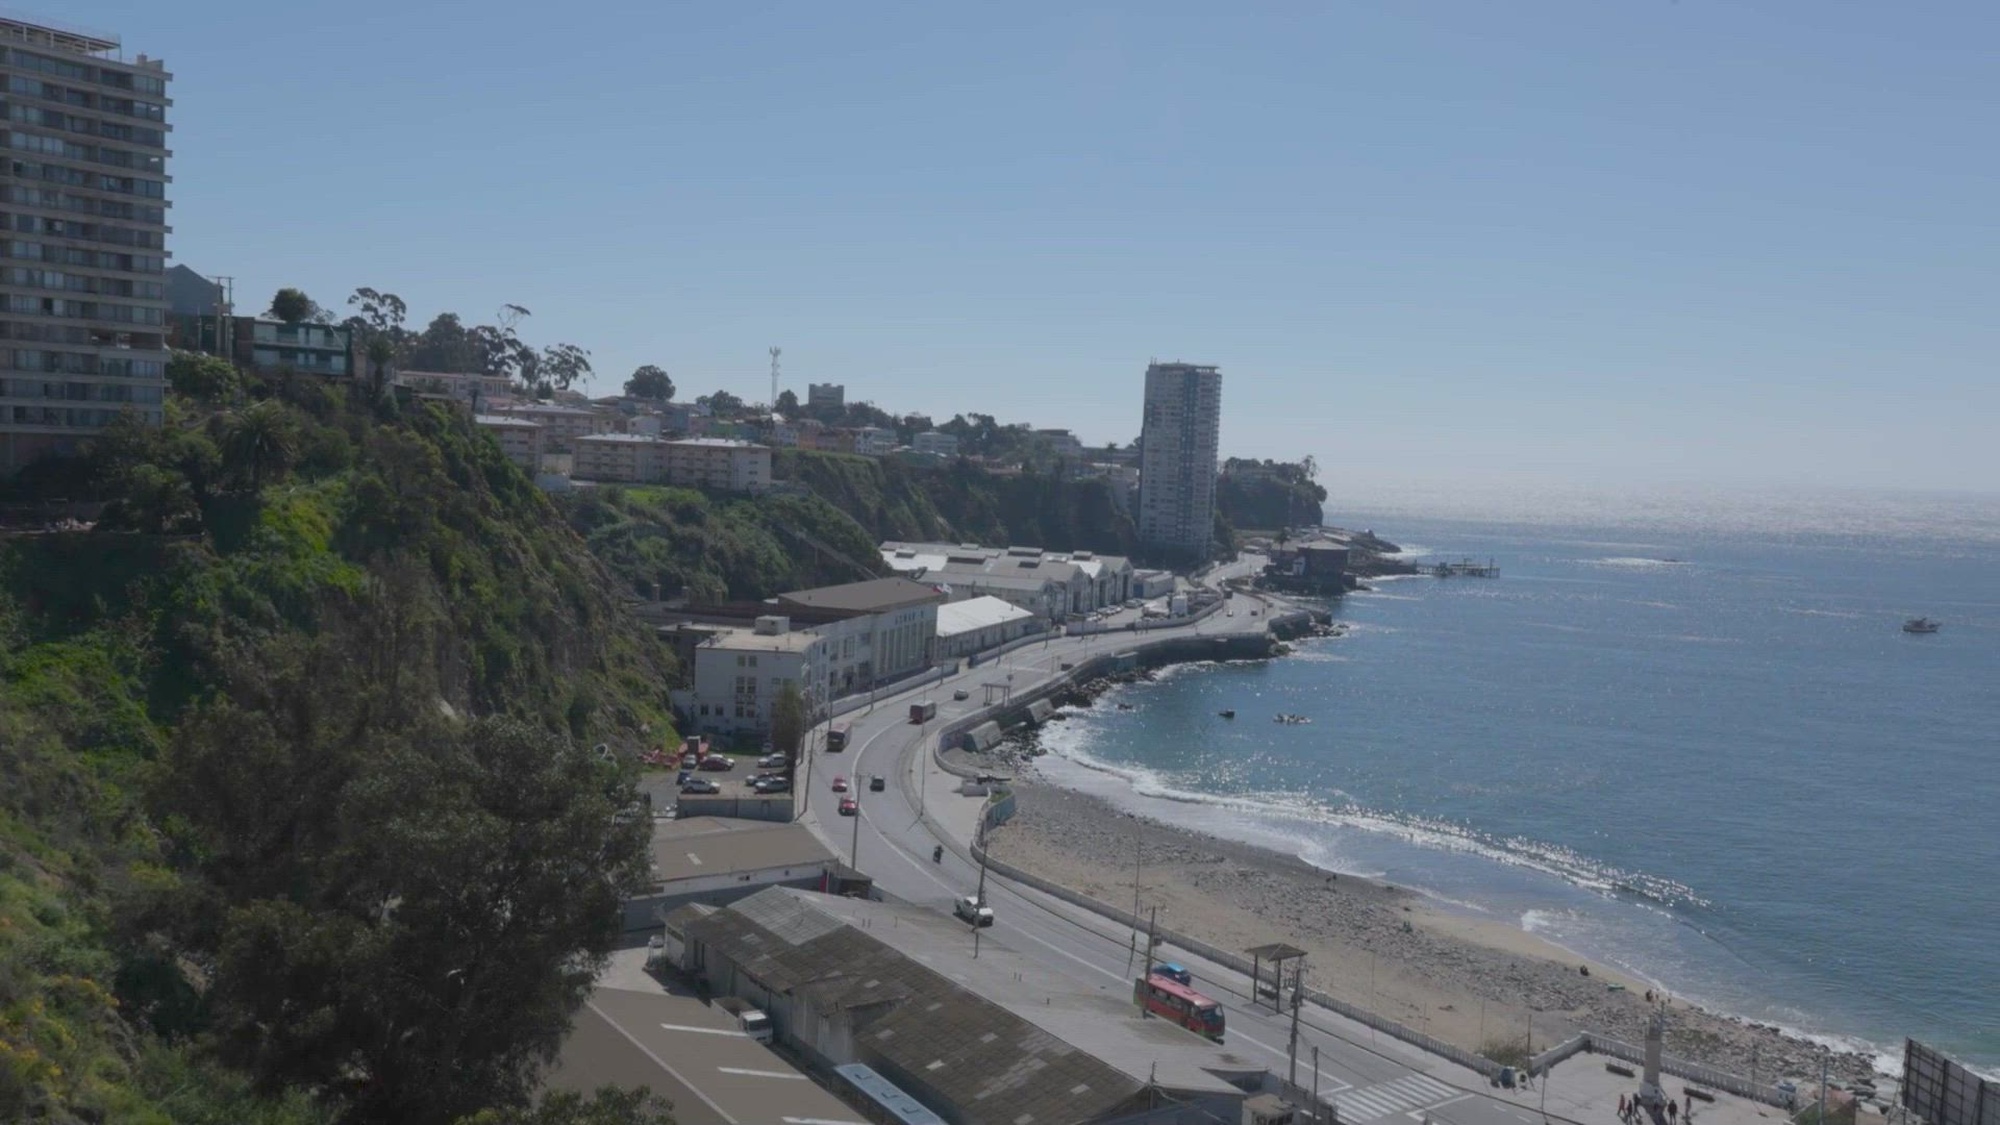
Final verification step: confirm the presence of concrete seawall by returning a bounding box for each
[930,629,1282,776]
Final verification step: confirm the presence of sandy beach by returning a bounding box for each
[985,778,1880,1088]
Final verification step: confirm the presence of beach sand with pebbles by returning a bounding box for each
[985,779,1879,1088]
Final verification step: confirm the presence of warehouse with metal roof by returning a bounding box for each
[671,887,1267,1125]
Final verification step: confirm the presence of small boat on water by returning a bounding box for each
[1903,617,1942,634]
[1273,713,1312,725]
[1217,709,1236,719]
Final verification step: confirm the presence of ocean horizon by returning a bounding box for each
[1030,484,1999,1077]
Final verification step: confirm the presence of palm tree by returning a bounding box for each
[220,400,300,492]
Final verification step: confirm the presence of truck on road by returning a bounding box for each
[909,700,937,724]
[714,996,774,1043]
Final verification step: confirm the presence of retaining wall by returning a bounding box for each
[966,628,1057,667]
[673,794,795,822]
[1571,1034,1789,1107]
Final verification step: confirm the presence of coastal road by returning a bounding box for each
[793,579,1590,1125]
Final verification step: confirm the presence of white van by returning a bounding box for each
[715,996,774,1044]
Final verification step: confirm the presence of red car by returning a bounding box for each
[838,797,858,817]
[698,755,735,771]
[831,775,849,793]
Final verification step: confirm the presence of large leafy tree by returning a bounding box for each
[347,287,410,401]
[540,342,593,394]
[410,313,481,373]
[624,365,674,402]
[696,389,744,414]
[151,605,652,1124]
[270,287,318,324]
[473,305,538,392]
[168,350,241,405]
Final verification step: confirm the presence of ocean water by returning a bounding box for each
[1031,486,2000,1075]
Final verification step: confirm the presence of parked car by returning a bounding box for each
[869,775,886,792]
[679,777,719,795]
[831,775,849,792]
[698,755,734,771]
[952,895,995,927]
[838,797,858,817]
[758,753,788,769]
[752,776,791,794]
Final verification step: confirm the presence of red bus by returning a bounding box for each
[1134,975,1225,1042]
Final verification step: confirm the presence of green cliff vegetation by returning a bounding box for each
[1215,458,1327,533]
[0,357,676,1123]
[560,484,884,603]
[774,450,1140,556]
[557,451,1155,608]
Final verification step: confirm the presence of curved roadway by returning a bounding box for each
[794,565,1589,1125]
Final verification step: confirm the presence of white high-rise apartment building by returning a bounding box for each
[1136,361,1222,557]
[0,16,171,471]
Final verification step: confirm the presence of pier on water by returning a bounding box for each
[1416,558,1500,578]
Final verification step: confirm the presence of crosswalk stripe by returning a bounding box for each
[1334,1074,1465,1122]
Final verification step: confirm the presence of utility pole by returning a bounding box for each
[1126,819,1144,973]
[849,790,862,871]
[974,815,989,905]
[769,346,781,410]
[1540,1056,1550,1123]
[1817,1048,1829,1125]
[1288,956,1307,1087]
[972,817,989,959]
[1145,906,1160,970]
[1312,1045,1322,1124]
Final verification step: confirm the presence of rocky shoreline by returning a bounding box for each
[984,779,1882,1091]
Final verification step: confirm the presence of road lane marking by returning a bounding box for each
[718,1067,805,1079]
[582,1002,736,1125]
[658,1022,748,1037]
[1403,1092,1474,1119]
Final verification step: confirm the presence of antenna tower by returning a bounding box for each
[769,347,782,410]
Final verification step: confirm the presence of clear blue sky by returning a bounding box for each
[77,0,2000,494]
